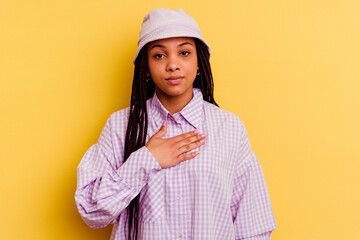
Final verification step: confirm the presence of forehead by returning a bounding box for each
[147,37,195,50]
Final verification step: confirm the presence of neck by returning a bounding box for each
[156,90,193,115]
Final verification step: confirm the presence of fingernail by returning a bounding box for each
[195,151,200,154]
[194,130,199,134]
[200,134,207,138]
[162,121,166,126]
[200,139,205,144]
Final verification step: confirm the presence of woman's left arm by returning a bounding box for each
[231,153,276,240]
[229,117,276,239]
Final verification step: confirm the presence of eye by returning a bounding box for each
[180,51,190,56]
[153,53,165,59]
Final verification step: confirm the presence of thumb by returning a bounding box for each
[155,120,167,138]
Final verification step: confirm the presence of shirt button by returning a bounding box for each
[176,196,181,200]
[175,128,180,132]
[178,233,183,238]
[140,180,146,185]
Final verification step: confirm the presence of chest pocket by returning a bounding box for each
[138,172,165,223]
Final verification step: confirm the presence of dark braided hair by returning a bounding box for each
[123,38,217,240]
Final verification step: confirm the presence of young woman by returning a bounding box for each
[75,8,276,240]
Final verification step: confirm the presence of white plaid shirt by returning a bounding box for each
[75,88,276,239]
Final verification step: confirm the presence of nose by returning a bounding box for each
[166,56,180,72]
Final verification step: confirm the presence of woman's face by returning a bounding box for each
[147,37,198,105]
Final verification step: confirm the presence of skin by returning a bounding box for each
[145,37,206,168]
[147,37,199,115]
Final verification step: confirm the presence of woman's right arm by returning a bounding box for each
[74,112,161,229]
[75,111,206,228]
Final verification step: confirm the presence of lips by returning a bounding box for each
[166,76,184,85]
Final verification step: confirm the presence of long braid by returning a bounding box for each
[194,38,218,106]
[124,39,216,240]
[124,46,150,240]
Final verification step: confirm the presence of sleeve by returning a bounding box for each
[230,118,276,239]
[238,232,272,240]
[74,114,161,229]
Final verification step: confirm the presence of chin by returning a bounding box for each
[158,86,193,99]
[166,89,186,97]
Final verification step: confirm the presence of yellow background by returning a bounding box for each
[1,0,359,239]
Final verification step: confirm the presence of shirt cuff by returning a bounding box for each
[116,146,161,191]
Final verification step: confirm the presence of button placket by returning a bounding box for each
[173,169,188,240]
[175,121,183,133]
[172,114,182,133]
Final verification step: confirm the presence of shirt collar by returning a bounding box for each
[150,88,204,129]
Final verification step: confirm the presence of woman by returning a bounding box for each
[75,8,276,240]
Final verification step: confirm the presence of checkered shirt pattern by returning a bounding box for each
[75,88,276,239]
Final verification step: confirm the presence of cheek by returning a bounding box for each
[189,56,198,73]
[147,61,154,72]
[187,61,198,75]
[148,62,160,77]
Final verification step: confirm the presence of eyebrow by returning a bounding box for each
[149,42,194,50]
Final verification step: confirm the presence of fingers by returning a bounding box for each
[172,129,199,142]
[175,134,206,155]
[177,151,200,163]
[147,125,207,168]
[182,134,206,145]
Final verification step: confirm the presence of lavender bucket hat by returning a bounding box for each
[133,8,211,63]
